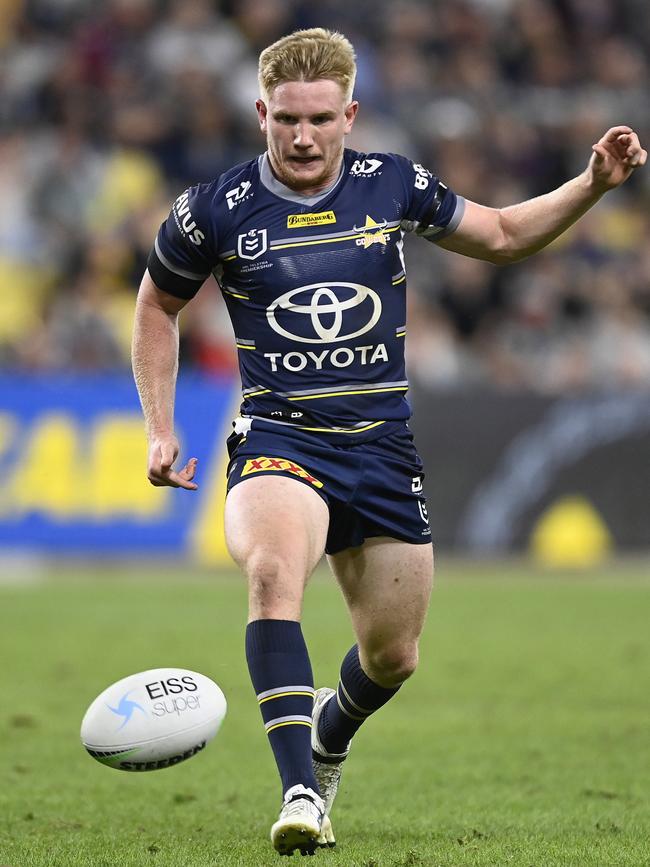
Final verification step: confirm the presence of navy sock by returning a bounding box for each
[245,619,319,795]
[317,645,400,756]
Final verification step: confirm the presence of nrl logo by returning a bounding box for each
[238,228,268,261]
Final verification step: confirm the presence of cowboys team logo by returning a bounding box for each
[353,215,390,248]
[267,282,382,344]
[237,228,268,261]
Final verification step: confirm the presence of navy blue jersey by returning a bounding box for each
[148,148,464,442]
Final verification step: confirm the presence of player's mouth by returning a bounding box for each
[288,155,321,168]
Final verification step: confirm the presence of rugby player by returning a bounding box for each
[132,28,646,856]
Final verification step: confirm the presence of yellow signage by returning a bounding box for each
[0,412,168,519]
[530,495,612,568]
[287,211,336,228]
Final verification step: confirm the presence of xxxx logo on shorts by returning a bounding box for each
[241,457,323,488]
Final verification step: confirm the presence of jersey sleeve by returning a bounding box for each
[391,153,465,242]
[146,185,217,299]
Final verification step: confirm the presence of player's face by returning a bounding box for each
[257,79,358,195]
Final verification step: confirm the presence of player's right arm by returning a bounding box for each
[132,270,199,490]
[133,181,220,489]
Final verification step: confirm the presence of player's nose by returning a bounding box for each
[293,122,315,147]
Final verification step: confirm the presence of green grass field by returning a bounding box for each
[1,561,649,867]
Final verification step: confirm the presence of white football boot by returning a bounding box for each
[270,784,325,856]
[311,687,351,848]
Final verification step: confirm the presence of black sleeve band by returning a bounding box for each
[146,247,205,300]
[419,183,449,230]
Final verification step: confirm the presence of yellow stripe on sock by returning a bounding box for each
[259,691,315,705]
[266,720,312,734]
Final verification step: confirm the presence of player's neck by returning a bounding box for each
[264,152,344,199]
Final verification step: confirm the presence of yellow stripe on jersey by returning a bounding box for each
[288,386,408,401]
[271,233,360,251]
[223,225,401,259]
[296,420,386,434]
[273,224,401,252]
[392,274,406,285]
[223,286,249,298]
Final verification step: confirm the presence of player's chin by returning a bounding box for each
[286,158,324,183]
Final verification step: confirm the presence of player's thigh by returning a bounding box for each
[225,474,329,582]
[327,537,434,649]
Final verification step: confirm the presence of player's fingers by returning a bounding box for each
[165,469,198,491]
[622,134,646,166]
[603,125,633,141]
[148,468,198,490]
[148,476,173,488]
[159,442,177,472]
[178,457,198,482]
[591,144,607,163]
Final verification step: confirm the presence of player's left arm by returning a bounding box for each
[437,126,647,265]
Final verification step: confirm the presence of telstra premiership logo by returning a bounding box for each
[108,691,146,731]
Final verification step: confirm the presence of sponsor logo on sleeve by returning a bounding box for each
[286,211,337,228]
[413,163,432,190]
[226,180,252,210]
[241,457,323,488]
[173,191,205,246]
[350,158,383,176]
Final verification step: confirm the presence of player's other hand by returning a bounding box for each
[588,126,647,191]
[147,433,198,490]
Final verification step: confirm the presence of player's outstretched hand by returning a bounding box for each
[589,126,647,191]
[147,433,198,490]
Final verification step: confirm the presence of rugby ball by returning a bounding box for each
[80,668,226,772]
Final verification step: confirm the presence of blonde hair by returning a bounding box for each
[258,28,357,103]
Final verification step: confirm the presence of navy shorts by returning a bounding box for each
[225,421,432,555]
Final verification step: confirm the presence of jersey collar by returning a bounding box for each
[258,152,345,205]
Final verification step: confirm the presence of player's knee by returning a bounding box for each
[365,643,419,687]
[244,550,305,616]
[245,550,290,590]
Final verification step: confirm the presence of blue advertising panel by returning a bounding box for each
[0,374,237,559]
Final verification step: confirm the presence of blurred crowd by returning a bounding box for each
[1,0,649,392]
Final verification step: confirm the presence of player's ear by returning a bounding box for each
[344,100,359,135]
[256,99,268,133]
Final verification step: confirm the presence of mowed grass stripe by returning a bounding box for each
[0,566,648,866]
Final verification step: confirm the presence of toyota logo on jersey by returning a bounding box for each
[266,283,382,344]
